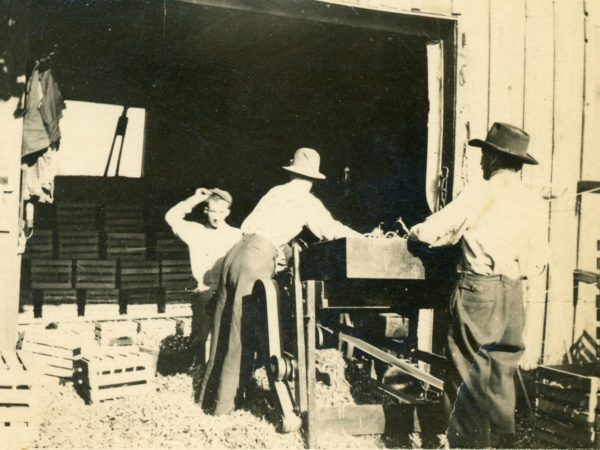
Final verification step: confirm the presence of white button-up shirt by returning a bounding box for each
[241,180,360,248]
[165,198,242,293]
[410,170,548,279]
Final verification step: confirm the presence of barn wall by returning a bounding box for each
[321,0,599,366]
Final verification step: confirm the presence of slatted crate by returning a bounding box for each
[56,202,98,231]
[535,363,600,448]
[22,229,55,259]
[103,203,145,233]
[106,232,147,260]
[84,289,119,304]
[165,287,196,303]
[30,259,73,289]
[57,231,101,259]
[95,321,139,346]
[75,259,117,289]
[74,348,154,404]
[154,232,188,259]
[0,351,38,436]
[160,259,195,289]
[119,260,160,289]
[20,328,92,380]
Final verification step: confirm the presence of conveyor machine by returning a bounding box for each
[252,236,450,447]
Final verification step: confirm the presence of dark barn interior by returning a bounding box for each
[29,0,437,232]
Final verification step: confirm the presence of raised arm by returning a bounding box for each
[165,188,211,244]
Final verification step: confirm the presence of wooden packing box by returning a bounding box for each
[57,231,100,259]
[160,259,195,289]
[75,259,117,289]
[535,363,600,448]
[165,287,195,303]
[56,202,98,231]
[30,259,73,289]
[95,321,139,346]
[22,230,55,259]
[106,233,147,260]
[74,348,154,404]
[20,328,93,380]
[103,203,145,233]
[84,289,120,304]
[301,237,425,281]
[0,351,38,436]
[154,232,189,259]
[119,260,160,289]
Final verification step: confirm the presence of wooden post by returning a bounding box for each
[305,280,317,448]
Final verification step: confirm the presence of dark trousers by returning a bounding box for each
[190,291,213,367]
[198,234,276,415]
[444,273,525,448]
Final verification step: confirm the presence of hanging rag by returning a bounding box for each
[21,65,65,203]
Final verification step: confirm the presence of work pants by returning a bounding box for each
[197,234,277,415]
[189,290,213,367]
[444,272,525,448]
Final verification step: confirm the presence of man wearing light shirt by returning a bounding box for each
[409,123,548,448]
[199,147,362,415]
[165,188,242,367]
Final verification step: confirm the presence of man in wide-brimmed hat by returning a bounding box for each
[409,123,548,448]
[198,147,362,416]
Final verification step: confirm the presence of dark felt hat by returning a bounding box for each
[469,122,538,165]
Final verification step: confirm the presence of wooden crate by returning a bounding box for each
[119,260,160,289]
[165,287,195,303]
[22,230,55,259]
[84,289,119,304]
[0,351,38,434]
[56,202,98,231]
[95,321,139,346]
[20,329,92,380]
[106,233,147,260]
[103,203,145,233]
[535,363,600,448]
[74,348,154,403]
[57,231,100,259]
[75,259,117,289]
[30,260,73,289]
[154,232,188,259]
[160,259,195,289]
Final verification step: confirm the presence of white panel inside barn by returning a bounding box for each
[0,0,598,448]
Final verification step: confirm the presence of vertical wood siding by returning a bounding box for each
[320,0,598,365]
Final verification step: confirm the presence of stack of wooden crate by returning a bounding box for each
[535,363,600,448]
[74,348,154,404]
[0,350,39,439]
[21,194,197,317]
[20,328,93,381]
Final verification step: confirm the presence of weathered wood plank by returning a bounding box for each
[453,0,490,191]
[520,0,554,368]
[488,0,526,127]
[544,0,586,363]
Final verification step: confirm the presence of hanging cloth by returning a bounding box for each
[21,66,65,156]
[21,65,65,203]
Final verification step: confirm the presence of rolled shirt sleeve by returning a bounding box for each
[410,183,480,247]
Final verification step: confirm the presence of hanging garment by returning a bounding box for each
[22,66,65,157]
[22,147,58,203]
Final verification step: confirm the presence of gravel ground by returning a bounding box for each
[30,347,409,449]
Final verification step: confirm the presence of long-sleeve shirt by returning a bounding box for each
[410,170,548,280]
[241,180,360,248]
[165,196,242,293]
